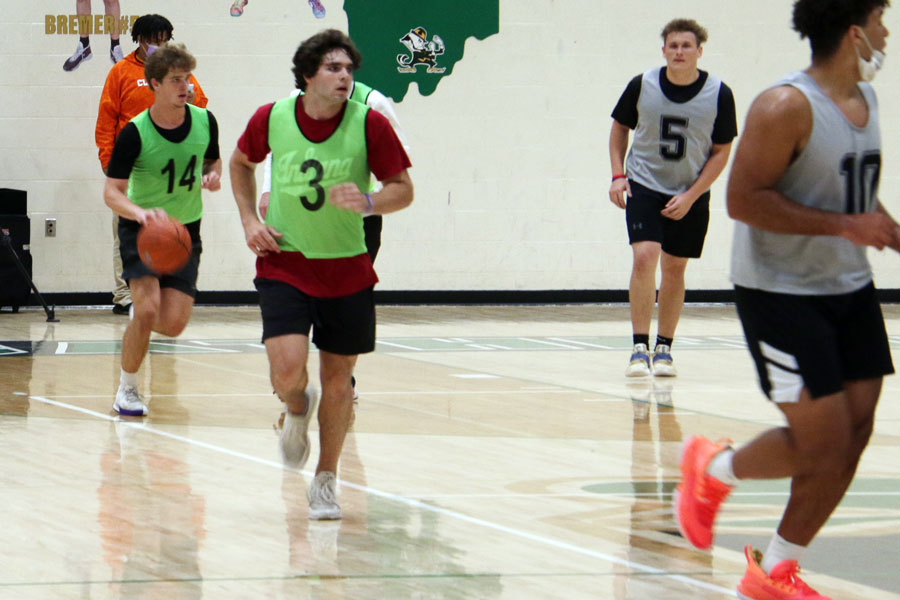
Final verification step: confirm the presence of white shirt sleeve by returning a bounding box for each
[365,89,410,154]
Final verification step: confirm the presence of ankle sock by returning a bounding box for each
[761,533,806,575]
[80,36,90,48]
[706,447,739,486]
[655,335,673,350]
[120,370,138,388]
[633,333,649,348]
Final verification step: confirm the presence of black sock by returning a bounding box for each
[111,38,120,48]
[633,334,650,348]
[655,335,673,350]
[80,36,90,48]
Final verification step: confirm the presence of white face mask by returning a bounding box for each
[857,29,886,82]
[146,44,159,56]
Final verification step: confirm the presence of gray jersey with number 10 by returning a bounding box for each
[731,71,880,295]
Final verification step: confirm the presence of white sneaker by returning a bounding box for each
[63,42,92,71]
[110,44,124,64]
[113,385,148,416]
[625,343,651,377]
[651,344,677,377]
[280,385,318,468]
[307,471,341,520]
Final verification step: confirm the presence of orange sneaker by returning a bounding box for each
[674,435,733,549]
[737,545,832,600]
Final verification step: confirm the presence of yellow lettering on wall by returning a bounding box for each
[78,15,92,35]
[43,15,139,35]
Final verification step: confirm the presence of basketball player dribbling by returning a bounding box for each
[104,44,222,417]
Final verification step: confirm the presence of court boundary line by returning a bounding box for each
[29,394,737,597]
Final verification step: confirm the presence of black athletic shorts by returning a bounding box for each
[254,278,376,355]
[625,179,710,258]
[118,217,202,298]
[734,282,894,403]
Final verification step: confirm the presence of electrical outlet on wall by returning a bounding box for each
[45,218,56,237]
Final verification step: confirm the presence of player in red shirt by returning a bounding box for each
[230,29,412,520]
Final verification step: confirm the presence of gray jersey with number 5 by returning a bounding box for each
[731,71,880,295]
[625,66,721,196]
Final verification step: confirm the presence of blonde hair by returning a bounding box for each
[661,18,708,46]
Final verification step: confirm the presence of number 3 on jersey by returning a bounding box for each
[840,152,881,214]
[160,156,197,194]
[299,158,326,211]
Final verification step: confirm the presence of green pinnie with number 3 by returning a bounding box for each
[267,95,371,258]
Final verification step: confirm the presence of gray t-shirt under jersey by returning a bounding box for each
[731,71,880,295]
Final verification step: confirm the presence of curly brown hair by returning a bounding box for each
[292,29,362,91]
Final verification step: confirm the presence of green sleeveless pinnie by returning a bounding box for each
[267,96,371,258]
[127,104,210,225]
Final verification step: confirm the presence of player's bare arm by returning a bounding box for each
[608,120,631,209]
[728,85,896,249]
[229,148,282,256]
[103,177,167,224]
[329,169,413,215]
[662,141,732,221]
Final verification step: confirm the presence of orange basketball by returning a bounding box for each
[136,217,192,275]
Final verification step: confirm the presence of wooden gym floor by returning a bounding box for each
[0,304,898,599]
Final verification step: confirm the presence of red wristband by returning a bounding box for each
[612,174,627,181]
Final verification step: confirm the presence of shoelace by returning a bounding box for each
[771,561,817,594]
[123,386,142,403]
[313,475,337,504]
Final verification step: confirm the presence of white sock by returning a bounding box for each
[120,370,138,388]
[761,533,806,575]
[706,448,739,486]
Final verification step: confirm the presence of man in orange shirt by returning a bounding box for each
[95,14,208,314]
